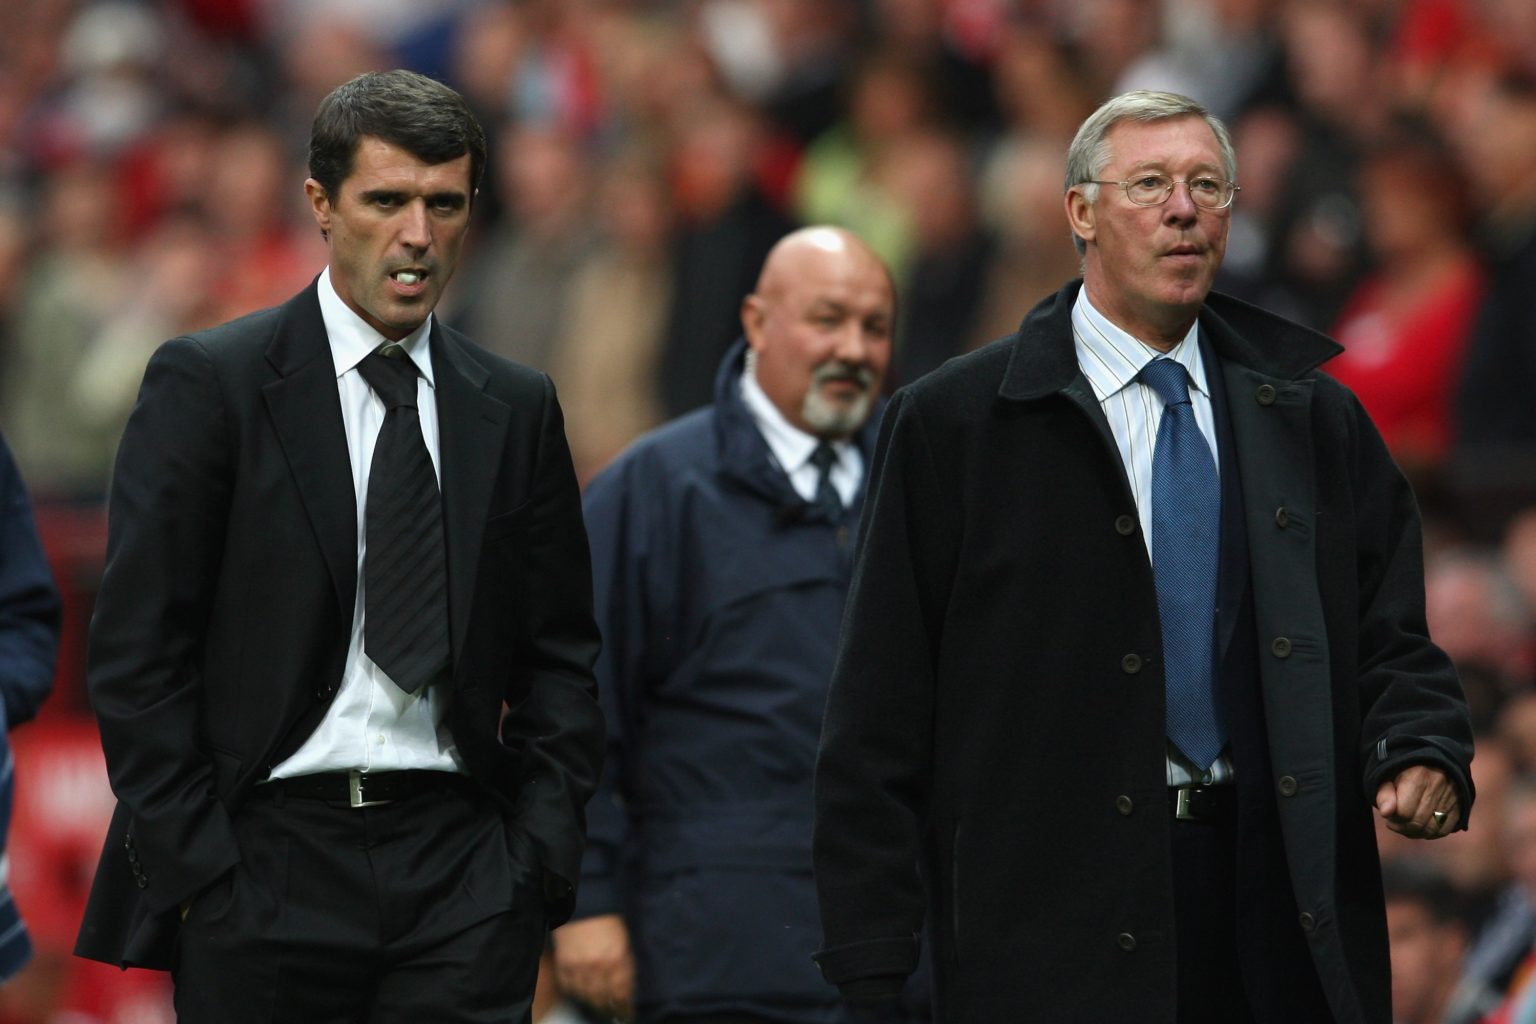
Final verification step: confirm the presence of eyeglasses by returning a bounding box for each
[1083,174,1240,210]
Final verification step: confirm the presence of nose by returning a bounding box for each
[832,321,873,366]
[399,198,432,252]
[1162,182,1200,224]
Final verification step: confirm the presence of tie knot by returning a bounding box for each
[1140,358,1192,408]
[358,348,420,410]
[809,442,839,474]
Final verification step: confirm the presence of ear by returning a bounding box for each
[1065,186,1097,248]
[741,293,767,352]
[304,178,333,236]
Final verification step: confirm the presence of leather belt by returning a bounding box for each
[1169,784,1236,823]
[254,769,471,808]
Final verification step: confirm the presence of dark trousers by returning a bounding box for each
[172,782,544,1023]
[1171,814,1256,1024]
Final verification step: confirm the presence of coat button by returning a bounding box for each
[1116,795,1134,816]
[1271,636,1292,658]
[1114,514,1136,536]
[1256,385,1277,406]
[1117,932,1137,952]
[1298,912,1316,931]
[1275,506,1289,529]
[1121,653,1143,674]
[1278,775,1298,797]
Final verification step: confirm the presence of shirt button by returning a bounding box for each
[1117,932,1138,952]
[1271,636,1292,658]
[377,735,386,746]
[1121,653,1143,674]
[1256,385,1277,406]
[1114,515,1136,536]
[1278,775,1299,797]
[1116,795,1134,816]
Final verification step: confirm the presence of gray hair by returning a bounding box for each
[1064,91,1237,256]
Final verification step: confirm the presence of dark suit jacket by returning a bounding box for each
[812,280,1473,1023]
[74,281,605,970]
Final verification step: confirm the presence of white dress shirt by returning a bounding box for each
[1071,287,1233,787]
[268,268,465,780]
[740,368,864,506]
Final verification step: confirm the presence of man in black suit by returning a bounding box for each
[74,70,605,1022]
[812,90,1474,1023]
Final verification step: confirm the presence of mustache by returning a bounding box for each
[811,360,875,391]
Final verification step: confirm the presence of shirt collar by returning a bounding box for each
[1071,287,1208,401]
[739,364,854,473]
[318,267,436,386]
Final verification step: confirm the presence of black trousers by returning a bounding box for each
[172,782,545,1023]
[1171,814,1257,1024]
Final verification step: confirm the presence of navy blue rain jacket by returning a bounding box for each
[577,339,894,1020]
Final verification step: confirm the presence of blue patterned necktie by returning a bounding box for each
[809,442,843,520]
[357,347,450,694]
[1140,358,1225,770]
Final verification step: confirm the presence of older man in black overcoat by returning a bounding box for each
[811,91,1474,1023]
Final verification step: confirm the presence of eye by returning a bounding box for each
[1135,175,1169,190]
[1190,178,1221,194]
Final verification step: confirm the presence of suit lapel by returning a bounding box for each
[262,285,358,620]
[431,324,511,664]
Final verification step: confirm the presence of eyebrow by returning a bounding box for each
[358,189,468,206]
[1124,160,1223,175]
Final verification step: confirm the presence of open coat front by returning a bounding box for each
[812,280,1473,1023]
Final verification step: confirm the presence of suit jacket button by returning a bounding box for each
[1256,385,1277,406]
[1114,514,1136,536]
[1271,636,1292,658]
[1117,932,1137,952]
[1121,653,1143,674]
[1116,795,1134,816]
[1275,506,1289,529]
[1278,775,1298,797]
[1298,911,1316,931]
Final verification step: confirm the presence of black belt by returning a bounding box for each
[254,770,471,808]
[1169,784,1236,823]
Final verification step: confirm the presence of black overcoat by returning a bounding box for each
[812,281,1473,1022]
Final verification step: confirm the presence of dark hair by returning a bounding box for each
[308,69,487,202]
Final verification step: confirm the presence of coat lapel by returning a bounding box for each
[430,324,510,664]
[262,285,357,620]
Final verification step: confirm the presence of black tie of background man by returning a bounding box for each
[357,347,451,694]
[809,442,843,520]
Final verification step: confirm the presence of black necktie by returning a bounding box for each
[809,442,843,520]
[357,348,450,694]
[1140,358,1224,769]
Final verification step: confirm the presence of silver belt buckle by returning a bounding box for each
[1174,786,1196,821]
[348,769,391,808]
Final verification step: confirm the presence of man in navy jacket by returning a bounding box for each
[553,227,922,1023]
[0,430,60,980]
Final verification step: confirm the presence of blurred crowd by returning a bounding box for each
[2,0,1536,1021]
